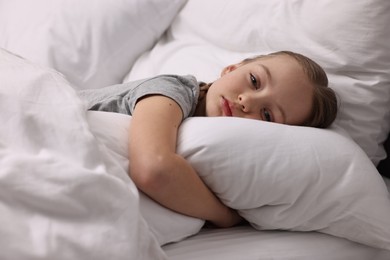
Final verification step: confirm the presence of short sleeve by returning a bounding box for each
[127,75,199,118]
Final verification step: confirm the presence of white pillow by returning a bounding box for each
[87,111,390,250]
[0,0,186,89]
[125,0,390,165]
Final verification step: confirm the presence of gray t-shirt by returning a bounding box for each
[78,75,200,119]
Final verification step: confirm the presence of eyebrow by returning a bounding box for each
[259,64,286,124]
[259,64,272,84]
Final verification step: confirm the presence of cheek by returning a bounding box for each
[293,98,313,125]
[204,94,214,117]
[212,77,236,92]
[204,101,218,117]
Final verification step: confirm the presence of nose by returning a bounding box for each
[238,94,251,113]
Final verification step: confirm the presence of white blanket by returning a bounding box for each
[0,48,167,259]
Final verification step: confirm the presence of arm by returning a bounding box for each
[129,95,241,227]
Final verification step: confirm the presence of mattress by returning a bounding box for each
[163,226,390,260]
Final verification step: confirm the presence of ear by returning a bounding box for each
[221,63,241,76]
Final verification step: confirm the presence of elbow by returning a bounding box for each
[129,154,173,193]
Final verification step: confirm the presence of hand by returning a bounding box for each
[210,207,244,228]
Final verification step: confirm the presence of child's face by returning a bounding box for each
[205,55,314,125]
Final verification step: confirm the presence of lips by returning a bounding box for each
[221,97,233,116]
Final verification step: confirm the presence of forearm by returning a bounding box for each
[129,95,241,227]
[130,151,236,227]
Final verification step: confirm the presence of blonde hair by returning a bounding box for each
[241,51,338,128]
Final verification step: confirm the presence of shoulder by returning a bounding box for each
[135,74,201,104]
[140,74,199,89]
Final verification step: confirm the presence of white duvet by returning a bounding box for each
[0,49,167,259]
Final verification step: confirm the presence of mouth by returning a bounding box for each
[221,97,233,116]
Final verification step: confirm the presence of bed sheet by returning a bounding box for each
[163,226,390,260]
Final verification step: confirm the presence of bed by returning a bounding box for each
[1,0,390,259]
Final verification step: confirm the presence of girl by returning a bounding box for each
[79,51,338,228]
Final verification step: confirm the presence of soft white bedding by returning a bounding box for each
[1,0,390,259]
[2,46,388,257]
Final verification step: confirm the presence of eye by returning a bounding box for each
[262,109,273,122]
[250,73,259,89]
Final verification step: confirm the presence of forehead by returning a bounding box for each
[255,54,300,69]
[255,54,309,85]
